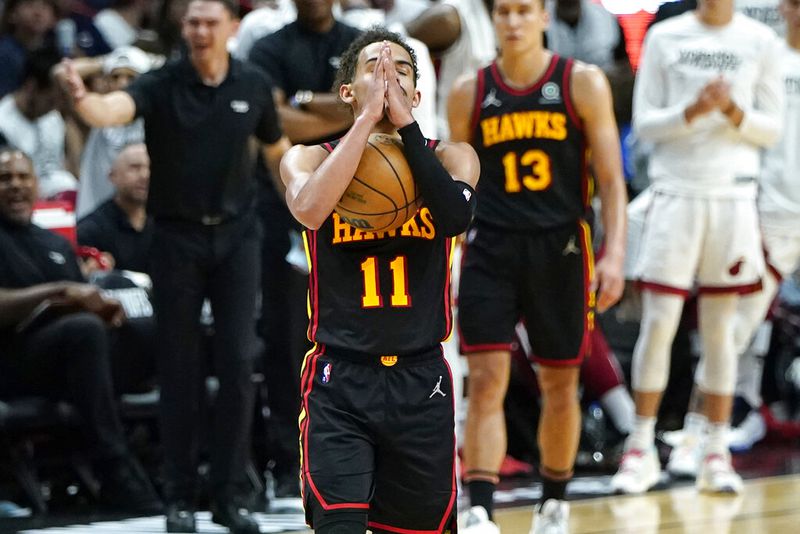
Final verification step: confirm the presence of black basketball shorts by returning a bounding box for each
[299,344,457,533]
[457,220,595,365]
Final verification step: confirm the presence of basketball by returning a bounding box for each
[335,133,421,232]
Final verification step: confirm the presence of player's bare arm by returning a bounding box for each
[280,46,388,229]
[59,59,137,127]
[447,71,479,145]
[571,62,627,312]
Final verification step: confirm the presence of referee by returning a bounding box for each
[59,0,291,532]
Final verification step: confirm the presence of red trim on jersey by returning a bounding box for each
[489,54,558,96]
[637,280,691,298]
[562,58,583,130]
[470,68,486,136]
[322,142,335,153]
[580,140,590,208]
[698,281,763,295]
[459,340,514,354]
[308,230,320,341]
[766,261,783,284]
[367,522,443,534]
[300,345,371,512]
[761,238,784,283]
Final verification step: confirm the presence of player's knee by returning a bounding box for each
[467,367,508,407]
[538,368,579,411]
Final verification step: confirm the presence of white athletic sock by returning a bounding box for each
[705,422,730,456]
[626,415,656,452]
[683,412,708,441]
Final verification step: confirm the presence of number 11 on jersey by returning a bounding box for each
[360,256,411,308]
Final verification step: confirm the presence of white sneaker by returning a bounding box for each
[728,410,766,452]
[458,506,500,534]
[667,435,702,479]
[530,499,569,534]
[696,452,743,494]
[610,447,661,494]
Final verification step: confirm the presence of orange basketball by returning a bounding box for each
[335,133,421,232]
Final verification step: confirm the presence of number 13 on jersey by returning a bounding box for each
[503,149,552,193]
[361,256,411,308]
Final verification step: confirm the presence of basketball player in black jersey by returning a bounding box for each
[279,28,479,534]
[448,0,627,532]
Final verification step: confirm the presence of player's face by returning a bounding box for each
[349,41,419,111]
[182,0,239,62]
[781,0,800,29]
[0,152,37,226]
[493,0,548,54]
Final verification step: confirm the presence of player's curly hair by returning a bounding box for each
[333,26,419,91]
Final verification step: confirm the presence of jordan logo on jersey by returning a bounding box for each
[562,235,580,256]
[481,88,502,109]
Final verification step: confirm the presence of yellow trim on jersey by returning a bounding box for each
[579,220,596,309]
[442,237,458,343]
[302,230,312,321]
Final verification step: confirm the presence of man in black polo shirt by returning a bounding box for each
[77,142,153,274]
[0,147,161,515]
[60,0,291,532]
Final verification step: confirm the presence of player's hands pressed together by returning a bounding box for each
[382,43,415,128]
[685,76,736,123]
[359,43,391,127]
[591,254,625,313]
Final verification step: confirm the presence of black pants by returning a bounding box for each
[150,216,260,503]
[258,195,306,479]
[0,313,128,461]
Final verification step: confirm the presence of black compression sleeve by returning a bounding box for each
[397,121,475,237]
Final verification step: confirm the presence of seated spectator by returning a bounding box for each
[0,47,78,199]
[78,142,153,274]
[0,0,57,97]
[0,146,161,513]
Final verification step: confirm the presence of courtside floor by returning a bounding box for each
[3,442,799,533]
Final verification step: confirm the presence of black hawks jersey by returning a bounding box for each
[302,140,455,356]
[471,54,590,231]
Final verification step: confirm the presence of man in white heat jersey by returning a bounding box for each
[666,0,800,475]
[611,0,783,495]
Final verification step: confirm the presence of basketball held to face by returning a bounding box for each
[335,133,421,232]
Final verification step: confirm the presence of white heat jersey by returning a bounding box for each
[436,0,496,140]
[759,42,800,235]
[736,0,785,37]
[633,12,783,198]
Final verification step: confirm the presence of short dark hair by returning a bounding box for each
[334,27,419,91]
[188,0,239,17]
[0,0,57,36]
[22,46,60,88]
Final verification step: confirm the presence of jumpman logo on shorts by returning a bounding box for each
[429,376,447,398]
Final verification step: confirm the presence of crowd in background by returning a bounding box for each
[0,0,797,525]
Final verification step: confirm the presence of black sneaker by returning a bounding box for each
[166,502,196,533]
[210,500,261,534]
[99,456,163,514]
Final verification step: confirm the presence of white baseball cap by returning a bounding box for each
[103,46,153,75]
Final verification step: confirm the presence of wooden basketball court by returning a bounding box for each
[493,474,800,534]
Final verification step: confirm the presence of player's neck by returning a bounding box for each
[695,5,734,27]
[191,53,230,87]
[497,49,553,90]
